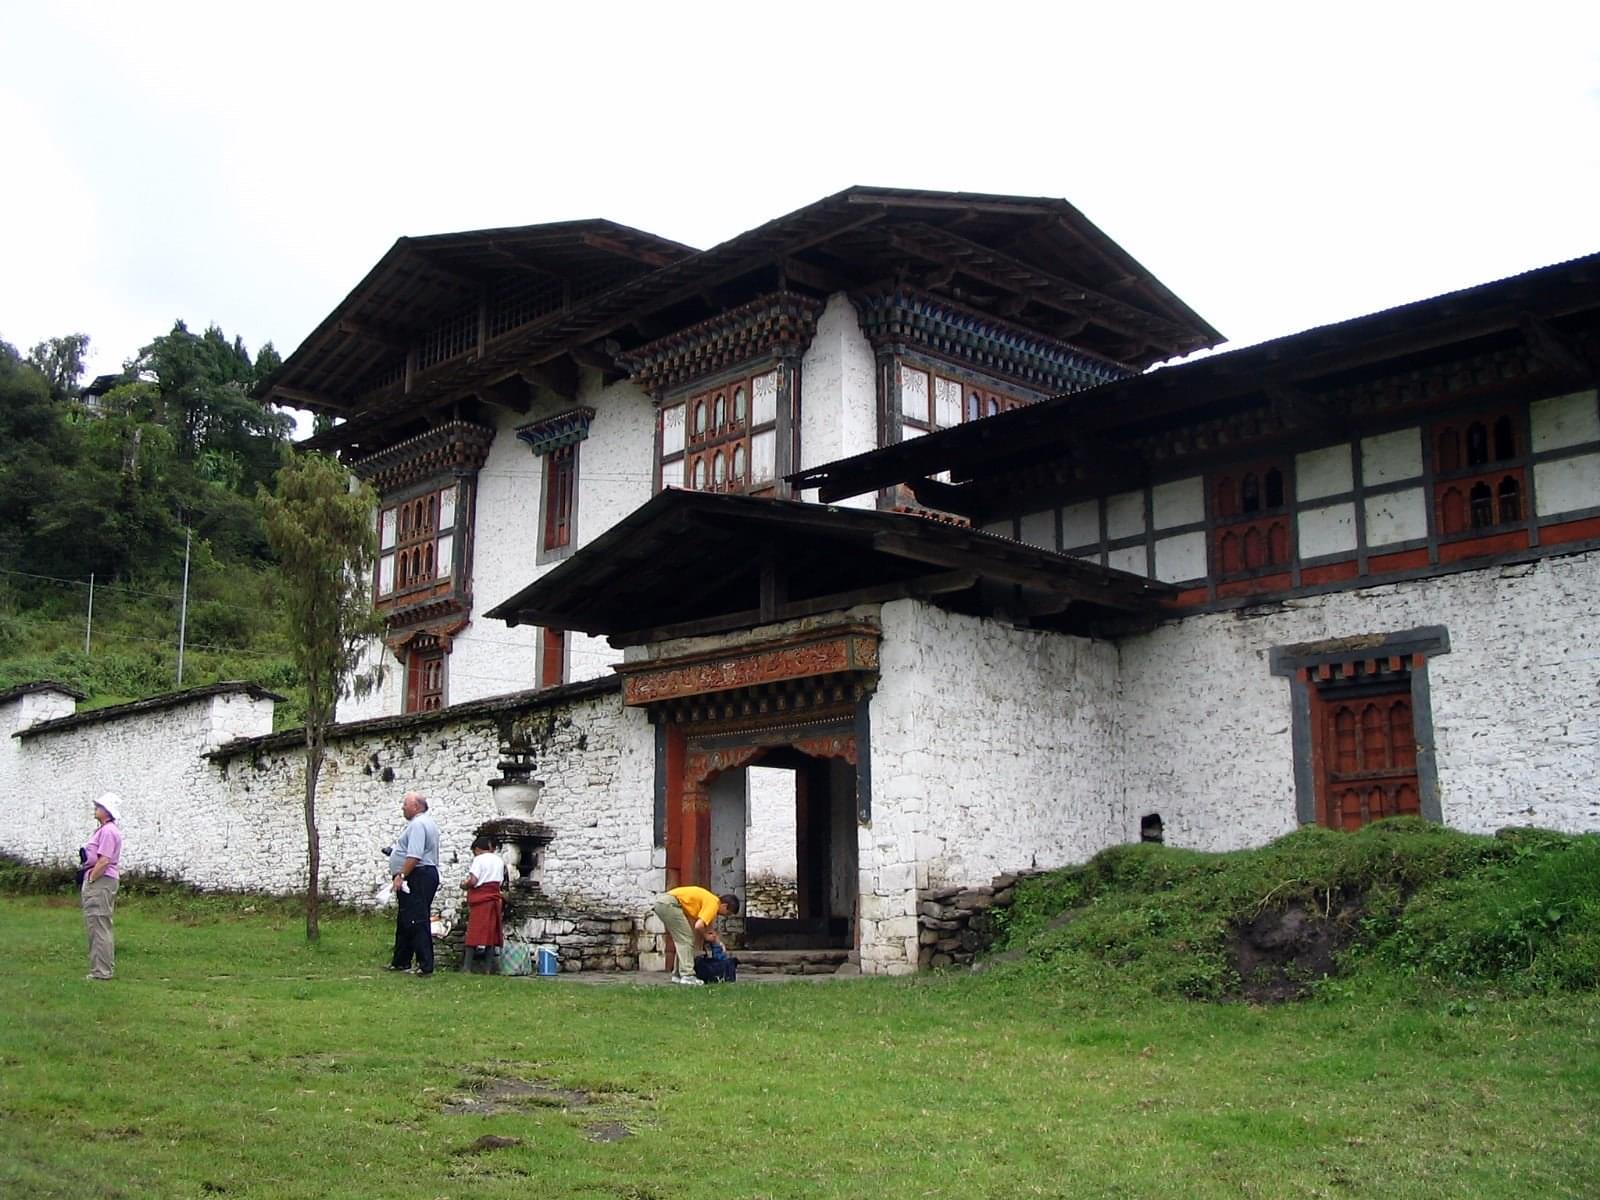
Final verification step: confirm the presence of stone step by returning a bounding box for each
[732,948,853,975]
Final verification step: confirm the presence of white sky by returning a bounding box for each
[3,1,1598,385]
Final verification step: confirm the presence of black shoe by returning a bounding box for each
[383,964,408,972]
[414,969,434,977]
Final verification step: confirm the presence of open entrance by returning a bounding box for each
[680,736,859,956]
[706,750,857,951]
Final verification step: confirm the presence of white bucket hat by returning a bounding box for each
[94,792,121,821]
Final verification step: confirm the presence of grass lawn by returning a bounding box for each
[2,891,1597,1200]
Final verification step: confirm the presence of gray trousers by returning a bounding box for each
[82,876,118,979]
[652,893,697,979]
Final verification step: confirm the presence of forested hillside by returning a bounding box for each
[0,325,307,725]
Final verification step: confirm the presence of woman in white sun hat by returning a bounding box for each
[81,793,123,981]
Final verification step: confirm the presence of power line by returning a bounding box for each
[0,566,271,615]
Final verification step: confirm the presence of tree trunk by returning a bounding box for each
[305,738,323,942]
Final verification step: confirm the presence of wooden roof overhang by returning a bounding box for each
[280,187,1223,458]
[791,250,1600,521]
[484,489,1176,646]
[257,219,696,415]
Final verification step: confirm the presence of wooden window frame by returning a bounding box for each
[538,442,580,563]
[659,368,780,497]
[1209,459,1294,580]
[1271,627,1448,829]
[899,360,1030,437]
[376,484,456,602]
[404,644,447,713]
[539,626,567,689]
[1430,409,1528,544]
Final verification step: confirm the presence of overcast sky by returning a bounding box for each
[4,1,1597,387]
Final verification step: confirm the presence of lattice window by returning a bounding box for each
[660,369,780,495]
[543,444,577,552]
[1210,462,1292,576]
[405,646,446,713]
[488,273,565,337]
[377,485,456,599]
[416,306,478,370]
[1433,411,1525,537]
[1311,666,1420,830]
[899,362,1027,434]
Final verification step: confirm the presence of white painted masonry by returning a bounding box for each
[797,293,878,510]
[1118,549,1600,848]
[864,599,1123,973]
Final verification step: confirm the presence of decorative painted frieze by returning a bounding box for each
[621,292,826,396]
[616,624,881,707]
[348,420,496,492]
[852,289,1129,395]
[515,406,596,456]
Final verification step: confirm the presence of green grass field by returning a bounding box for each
[3,878,1597,1200]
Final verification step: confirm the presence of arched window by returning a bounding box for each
[966,391,982,422]
[713,393,726,430]
[1466,421,1489,467]
[692,458,706,490]
[733,386,747,425]
[1219,530,1242,574]
[732,444,746,483]
[1264,468,1285,509]
[1242,526,1265,569]
[1493,415,1515,461]
[1497,476,1521,524]
[712,451,726,488]
[987,397,999,417]
[423,543,435,581]
[1241,473,1261,514]
[693,401,707,437]
[1469,481,1493,529]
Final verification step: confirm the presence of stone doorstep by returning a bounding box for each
[735,948,853,976]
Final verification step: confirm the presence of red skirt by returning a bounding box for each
[465,882,503,947]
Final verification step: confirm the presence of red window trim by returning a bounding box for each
[543,444,577,552]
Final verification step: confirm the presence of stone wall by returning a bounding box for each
[0,679,664,956]
[1118,549,1600,849]
[865,598,1124,974]
[916,872,1035,971]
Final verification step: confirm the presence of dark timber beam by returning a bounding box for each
[336,319,414,352]
[1519,312,1595,379]
[870,532,1169,609]
[518,359,579,402]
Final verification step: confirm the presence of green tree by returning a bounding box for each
[26,333,90,401]
[259,453,383,940]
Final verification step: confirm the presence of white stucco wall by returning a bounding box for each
[1,685,659,927]
[1119,550,1600,848]
[864,599,1123,973]
[797,292,878,509]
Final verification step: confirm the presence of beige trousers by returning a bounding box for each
[82,876,118,979]
[652,893,697,979]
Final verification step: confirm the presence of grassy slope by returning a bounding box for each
[3,843,1598,1200]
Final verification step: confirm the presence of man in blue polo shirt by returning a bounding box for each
[385,791,441,976]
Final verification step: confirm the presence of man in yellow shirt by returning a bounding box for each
[652,886,739,986]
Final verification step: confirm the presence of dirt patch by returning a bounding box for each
[584,1121,632,1143]
[1228,890,1366,1002]
[442,1078,590,1116]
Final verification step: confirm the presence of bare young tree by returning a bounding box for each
[260,453,383,940]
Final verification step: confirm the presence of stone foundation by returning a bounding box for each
[744,872,799,919]
[916,871,1038,970]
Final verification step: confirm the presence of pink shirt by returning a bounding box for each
[84,822,122,880]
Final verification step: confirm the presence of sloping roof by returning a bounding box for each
[485,489,1173,643]
[257,219,697,415]
[790,249,1600,511]
[276,186,1222,456]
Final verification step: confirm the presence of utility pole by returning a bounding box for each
[176,528,192,686]
[84,572,94,653]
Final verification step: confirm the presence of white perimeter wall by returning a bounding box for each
[2,687,659,925]
[863,598,1123,973]
[798,292,878,510]
[1119,550,1600,848]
